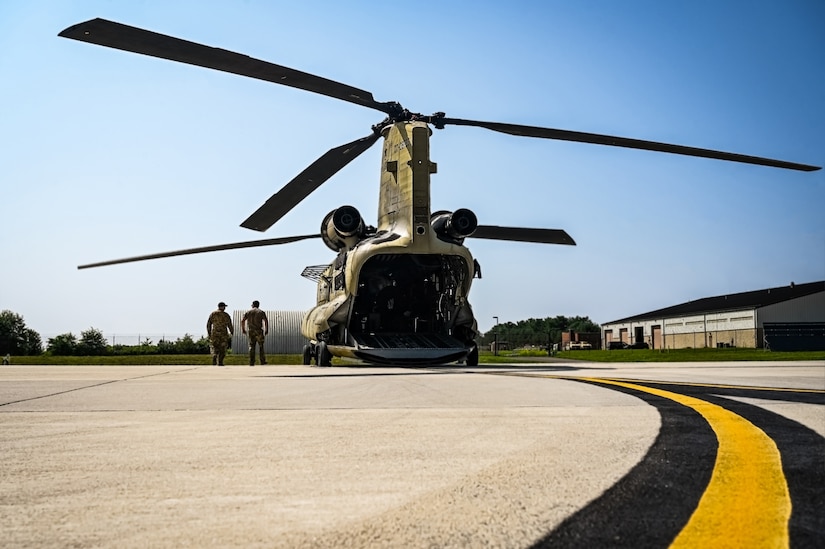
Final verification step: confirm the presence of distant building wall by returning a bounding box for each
[763,322,825,351]
[561,331,601,350]
[758,292,825,325]
[602,309,759,349]
[231,310,309,355]
[662,328,758,349]
[601,286,824,350]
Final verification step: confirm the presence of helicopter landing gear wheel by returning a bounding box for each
[315,341,332,367]
[302,344,312,365]
[466,344,479,366]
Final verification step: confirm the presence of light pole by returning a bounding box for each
[493,316,499,356]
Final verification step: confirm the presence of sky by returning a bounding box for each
[2,0,823,344]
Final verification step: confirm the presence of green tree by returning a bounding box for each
[193,335,211,354]
[567,316,600,334]
[156,334,211,355]
[176,334,210,354]
[480,315,601,348]
[157,338,176,354]
[21,328,43,355]
[0,310,43,355]
[48,333,78,355]
[76,328,108,356]
[175,334,199,354]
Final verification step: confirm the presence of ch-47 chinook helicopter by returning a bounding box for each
[61,18,820,367]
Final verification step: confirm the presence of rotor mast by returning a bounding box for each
[377,121,437,245]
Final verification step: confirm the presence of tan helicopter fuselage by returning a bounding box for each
[301,121,478,364]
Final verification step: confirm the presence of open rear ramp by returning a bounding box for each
[349,332,469,364]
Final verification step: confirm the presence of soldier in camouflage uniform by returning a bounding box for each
[206,301,234,366]
[241,300,269,366]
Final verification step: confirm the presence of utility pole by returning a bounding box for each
[493,316,499,356]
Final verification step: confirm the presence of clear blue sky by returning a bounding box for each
[2,0,823,342]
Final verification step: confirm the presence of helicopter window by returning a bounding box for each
[334,272,346,291]
[330,251,347,291]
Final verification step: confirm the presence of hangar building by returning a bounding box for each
[601,281,825,351]
[230,310,309,355]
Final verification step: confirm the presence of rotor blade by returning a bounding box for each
[58,18,397,115]
[440,118,820,172]
[241,132,380,232]
[471,226,576,246]
[78,234,320,269]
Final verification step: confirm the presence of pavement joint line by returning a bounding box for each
[0,368,195,407]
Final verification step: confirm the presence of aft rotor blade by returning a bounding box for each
[58,18,397,115]
[471,226,576,246]
[241,132,380,232]
[440,118,821,172]
[78,234,320,269]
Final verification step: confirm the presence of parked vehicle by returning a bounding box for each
[608,341,648,349]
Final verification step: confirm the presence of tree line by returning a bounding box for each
[478,315,601,349]
[2,309,600,356]
[0,310,210,356]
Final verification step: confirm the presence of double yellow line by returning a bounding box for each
[585,378,791,548]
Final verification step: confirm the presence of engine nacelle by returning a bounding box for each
[321,205,365,251]
[431,208,478,243]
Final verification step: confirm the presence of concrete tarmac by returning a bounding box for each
[1,361,822,548]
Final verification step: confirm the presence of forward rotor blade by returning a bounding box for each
[59,18,396,115]
[78,234,320,269]
[471,226,576,246]
[440,118,820,172]
[241,132,380,232]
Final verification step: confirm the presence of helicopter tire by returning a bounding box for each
[302,344,312,365]
[316,341,332,367]
[466,344,479,367]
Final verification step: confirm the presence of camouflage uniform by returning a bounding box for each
[242,305,268,366]
[206,304,234,365]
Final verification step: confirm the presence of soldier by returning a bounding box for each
[206,301,234,366]
[241,300,269,366]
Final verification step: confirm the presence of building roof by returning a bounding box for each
[604,280,825,325]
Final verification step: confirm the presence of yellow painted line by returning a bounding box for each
[498,371,824,394]
[590,377,825,394]
[582,377,791,549]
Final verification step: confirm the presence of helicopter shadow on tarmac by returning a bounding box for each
[260,363,587,379]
